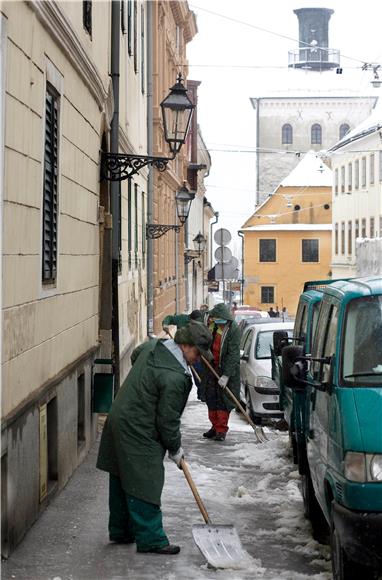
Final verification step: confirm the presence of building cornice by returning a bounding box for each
[29,0,108,111]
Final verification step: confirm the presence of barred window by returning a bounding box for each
[302,239,319,262]
[355,160,359,189]
[362,218,366,238]
[348,163,352,191]
[348,221,352,255]
[282,124,293,145]
[370,154,375,185]
[361,157,367,188]
[341,166,345,193]
[370,216,375,238]
[339,124,350,139]
[42,84,59,283]
[335,223,339,255]
[334,168,338,195]
[259,239,276,262]
[311,124,322,145]
[261,286,274,304]
[341,222,345,254]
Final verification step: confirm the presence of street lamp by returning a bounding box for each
[102,74,195,181]
[193,231,207,254]
[146,182,195,239]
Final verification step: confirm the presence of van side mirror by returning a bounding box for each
[273,330,290,357]
[240,349,249,362]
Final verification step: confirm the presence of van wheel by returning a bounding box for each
[301,472,329,544]
[330,505,375,580]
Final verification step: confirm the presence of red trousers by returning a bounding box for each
[208,409,230,434]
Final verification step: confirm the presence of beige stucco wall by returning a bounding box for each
[1,1,110,417]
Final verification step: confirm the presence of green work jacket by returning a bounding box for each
[96,340,192,505]
[162,313,190,329]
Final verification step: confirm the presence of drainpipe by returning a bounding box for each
[210,211,219,269]
[110,0,120,390]
[238,231,245,305]
[255,98,260,206]
[184,219,190,311]
[175,210,180,312]
[146,0,154,336]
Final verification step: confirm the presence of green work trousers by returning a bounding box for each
[108,474,169,552]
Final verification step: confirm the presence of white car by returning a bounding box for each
[240,321,294,424]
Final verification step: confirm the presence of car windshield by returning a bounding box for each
[235,312,260,323]
[342,295,382,387]
[255,329,292,359]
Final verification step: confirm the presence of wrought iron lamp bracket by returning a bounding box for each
[146,224,181,239]
[101,152,174,181]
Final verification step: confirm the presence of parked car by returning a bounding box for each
[240,321,294,424]
[281,277,382,579]
[234,309,269,324]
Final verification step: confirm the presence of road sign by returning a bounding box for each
[214,246,232,263]
[215,262,238,280]
[214,228,231,246]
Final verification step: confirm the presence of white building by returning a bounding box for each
[328,108,382,278]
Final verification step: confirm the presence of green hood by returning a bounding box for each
[209,303,234,321]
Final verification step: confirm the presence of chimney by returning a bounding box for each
[288,7,340,71]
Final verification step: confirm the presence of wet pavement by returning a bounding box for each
[2,392,332,580]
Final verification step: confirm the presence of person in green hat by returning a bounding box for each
[96,321,212,556]
[162,309,203,334]
[202,303,241,441]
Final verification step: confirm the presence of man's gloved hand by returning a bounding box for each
[218,375,229,388]
[169,447,184,469]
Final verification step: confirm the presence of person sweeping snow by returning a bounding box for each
[202,303,241,442]
[96,321,213,555]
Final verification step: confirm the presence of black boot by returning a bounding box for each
[214,432,226,441]
[146,544,180,555]
[203,427,216,439]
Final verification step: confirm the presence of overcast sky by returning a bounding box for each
[186,0,382,256]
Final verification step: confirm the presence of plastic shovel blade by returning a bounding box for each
[192,524,252,569]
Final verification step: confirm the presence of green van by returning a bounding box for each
[286,277,382,579]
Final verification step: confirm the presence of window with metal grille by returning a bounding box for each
[282,124,293,144]
[334,168,338,195]
[311,124,322,145]
[83,1,92,37]
[42,84,59,283]
[362,218,366,238]
[355,159,359,189]
[370,216,375,238]
[361,157,367,188]
[339,124,350,139]
[341,166,345,193]
[261,286,274,304]
[355,219,359,240]
[348,162,352,191]
[259,239,276,262]
[341,222,345,254]
[335,223,338,254]
[370,154,375,185]
[348,221,352,255]
[302,239,319,262]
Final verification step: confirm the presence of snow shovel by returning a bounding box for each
[201,355,268,444]
[180,458,252,569]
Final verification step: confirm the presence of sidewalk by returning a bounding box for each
[2,392,331,580]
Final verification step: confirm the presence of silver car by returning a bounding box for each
[240,322,294,425]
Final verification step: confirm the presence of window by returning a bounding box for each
[361,218,366,238]
[140,5,145,93]
[83,1,92,37]
[243,330,253,358]
[341,222,345,254]
[348,162,352,191]
[348,221,352,255]
[334,168,338,195]
[311,123,322,145]
[335,223,338,255]
[133,0,138,74]
[282,124,293,145]
[341,165,345,193]
[312,303,339,384]
[379,151,382,182]
[127,0,132,55]
[370,154,375,185]
[261,286,274,304]
[355,159,359,189]
[128,179,132,267]
[259,239,276,262]
[302,239,319,262]
[339,123,350,139]
[361,157,367,188]
[42,84,59,284]
[256,329,292,359]
[355,219,359,240]
[370,216,375,238]
[322,306,339,383]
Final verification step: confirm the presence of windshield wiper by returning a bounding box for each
[344,371,382,378]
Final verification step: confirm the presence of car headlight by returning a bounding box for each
[255,376,276,390]
[344,452,382,482]
[370,455,382,482]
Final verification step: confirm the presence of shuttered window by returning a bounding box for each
[42,85,59,283]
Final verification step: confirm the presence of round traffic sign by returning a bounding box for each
[214,228,231,246]
[215,246,232,263]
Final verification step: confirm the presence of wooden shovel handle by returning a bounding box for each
[180,458,211,525]
[201,355,260,433]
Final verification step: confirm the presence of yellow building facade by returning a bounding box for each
[241,152,333,316]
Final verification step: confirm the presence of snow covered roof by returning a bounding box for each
[329,103,382,152]
[241,224,332,232]
[280,151,332,187]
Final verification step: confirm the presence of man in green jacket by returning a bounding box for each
[202,303,241,441]
[162,309,203,333]
[96,322,212,555]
